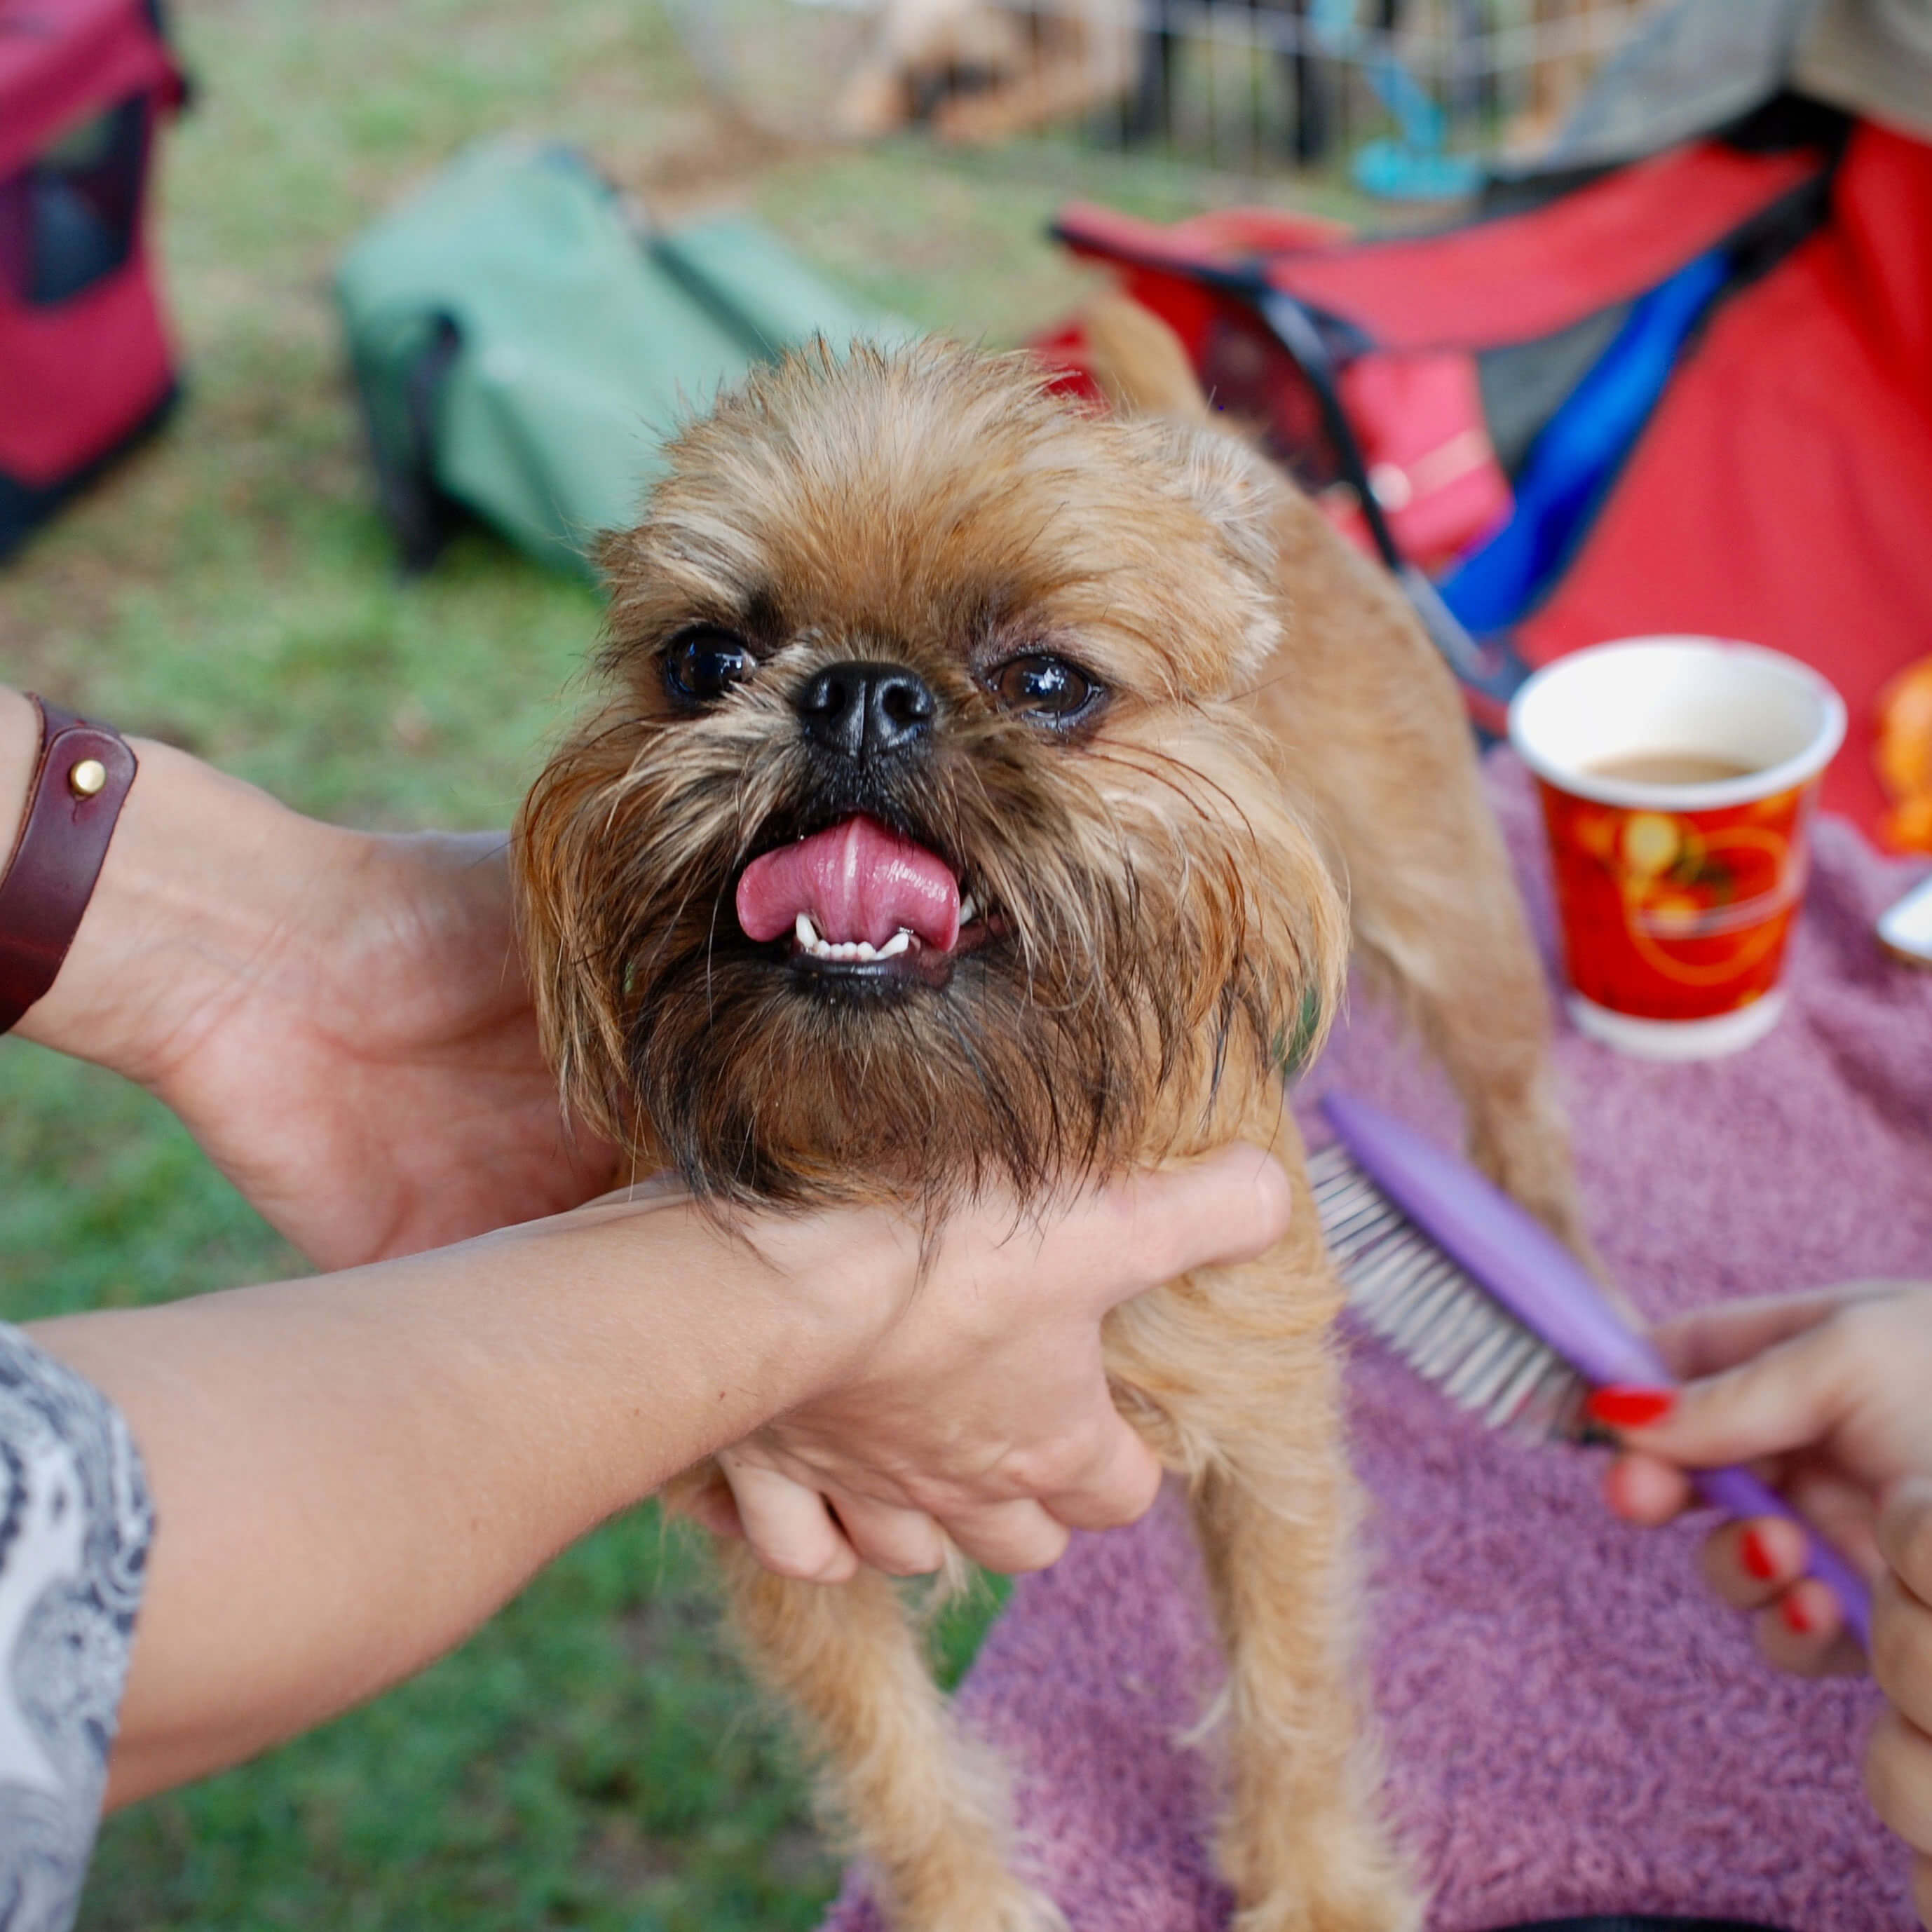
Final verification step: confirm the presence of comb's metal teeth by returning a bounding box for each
[1344,1228,1443,1314]
[1485,1343,1567,1431]
[1439,1314,1529,1406]
[1319,1189,1406,1265]
[1359,1249,1462,1342]
[1376,1256,1469,1351]
[1413,1284,1499,1382]
[1546,1376,1591,1443]
[1306,1143,1359,1185]
[1314,1146,1592,1443]
[1309,1167,1373,1223]
[1457,1330,1544,1415]
[1352,1229,1443,1303]
[1328,1205,1401,1258]
[1312,1171,1376,1209]
[1513,1360,1587,1439]
[1399,1259,1486,1359]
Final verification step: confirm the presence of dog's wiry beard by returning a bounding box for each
[515,339,1349,1213]
[519,670,1339,1211]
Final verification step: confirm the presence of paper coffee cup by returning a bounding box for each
[1508,638,1846,1060]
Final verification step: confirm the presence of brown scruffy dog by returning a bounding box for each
[515,300,1584,1932]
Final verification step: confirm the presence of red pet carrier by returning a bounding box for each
[0,0,185,559]
[1046,100,1932,848]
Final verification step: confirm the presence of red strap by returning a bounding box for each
[1266,144,1824,351]
[0,698,138,1035]
[1058,143,1825,355]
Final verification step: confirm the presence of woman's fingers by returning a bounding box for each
[1870,1481,1932,1930]
[716,1451,858,1583]
[680,1476,746,1542]
[1649,1291,1865,1382]
[825,1492,950,1578]
[1679,1516,1860,1675]
[1023,1415,1165,1536]
[1603,1450,1694,1526]
[1697,1516,1807,1610]
[1748,1578,1862,1676]
[941,1498,1070,1575]
[1586,1323,1855,1471]
[1868,1705,1932,1868]
[1054,1147,1295,1312]
[1875,1482,1932,1733]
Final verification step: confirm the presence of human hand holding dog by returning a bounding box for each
[698,1145,1296,1581]
[2,687,614,1267]
[1592,1283,1932,1926]
[29,1153,1285,1806]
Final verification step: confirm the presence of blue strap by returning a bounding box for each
[1438,247,1732,635]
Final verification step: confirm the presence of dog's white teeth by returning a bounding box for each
[796,912,842,961]
[796,918,916,965]
[958,894,979,926]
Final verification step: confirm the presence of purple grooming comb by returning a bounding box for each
[1312,1089,1873,1649]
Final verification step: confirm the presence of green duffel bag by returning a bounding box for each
[336,139,910,578]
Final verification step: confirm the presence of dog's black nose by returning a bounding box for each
[796,661,934,761]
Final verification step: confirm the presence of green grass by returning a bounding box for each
[0,4,1348,1920]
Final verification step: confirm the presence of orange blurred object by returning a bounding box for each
[1877,655,1932,853]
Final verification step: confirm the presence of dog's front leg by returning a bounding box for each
[1189,1413,1423,1932]
[714,1535,1066,1932]
[1110,1260,1422,1932]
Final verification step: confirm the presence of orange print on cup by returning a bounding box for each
[1539,783,1812,1023]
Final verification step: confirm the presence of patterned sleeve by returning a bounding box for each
[0,1324,154,1932]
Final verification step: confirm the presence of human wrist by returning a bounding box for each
[551,1190,905,1417]
[13,723,357,1087]
[0,686,36,853]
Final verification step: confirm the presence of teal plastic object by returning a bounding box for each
[336,140,911,578]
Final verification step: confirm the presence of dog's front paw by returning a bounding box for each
[1225,1807,1424,1932]
[1231,1865,1424,1932]
[892,1874,1068,1932]
[991,1882,1070,1932]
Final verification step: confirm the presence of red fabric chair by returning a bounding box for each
[0,0,185,558]
[1045,109,1932,849]
[1517,122,1932,843]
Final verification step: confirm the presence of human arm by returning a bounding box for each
[0,685,612,1267]
[25,1146,1290,1811]
[1589,1283,1932,1926]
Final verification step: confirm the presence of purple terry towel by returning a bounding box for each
[821,752,1932,1932]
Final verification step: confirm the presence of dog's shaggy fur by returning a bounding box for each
[515,302,1583,1932]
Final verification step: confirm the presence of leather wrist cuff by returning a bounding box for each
[0,698,139,1035]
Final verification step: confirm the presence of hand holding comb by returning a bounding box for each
[1311,1090,1875,1649]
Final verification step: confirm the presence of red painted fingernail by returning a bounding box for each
[1781,1591,1816,1635]
[1584,1385,1677,1429]
[1742,1527,1778,1581]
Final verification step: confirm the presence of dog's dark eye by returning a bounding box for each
[986,653,1101,727]
[665,628,756,705]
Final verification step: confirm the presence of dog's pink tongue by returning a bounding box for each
[737,817,961,951]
